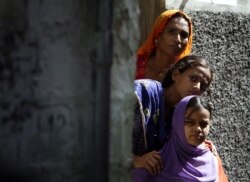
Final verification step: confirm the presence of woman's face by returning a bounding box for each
[157,16,189,57]
[172,66,211,98]
[184,107,211,146]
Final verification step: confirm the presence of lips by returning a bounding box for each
[190,134,203,140]
[188,134,204,146]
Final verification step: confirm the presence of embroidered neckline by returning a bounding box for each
[147,59,168,79]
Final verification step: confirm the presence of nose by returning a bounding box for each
[174,33,181,43]
[195,124,202,132]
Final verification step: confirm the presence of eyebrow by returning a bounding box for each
[165,27,189,33]
[191,72,210,84]
[184,118,194,122]
[185,118,210,123]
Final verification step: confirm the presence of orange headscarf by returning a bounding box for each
[136,9,193,79]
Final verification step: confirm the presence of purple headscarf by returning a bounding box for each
[132,96,218,182]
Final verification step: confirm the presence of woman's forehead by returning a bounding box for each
[165,16,189,29]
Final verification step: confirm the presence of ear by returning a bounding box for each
[172,69,180,81]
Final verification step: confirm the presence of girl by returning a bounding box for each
[132,96,228,181]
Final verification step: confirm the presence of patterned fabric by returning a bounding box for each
[133,79,167,155]
[135,10,193,79]
[133,102,147,155]
[132,96,228,182]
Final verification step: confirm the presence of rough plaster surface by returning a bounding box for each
[187,10,250,181]
[166,0,250,14]
[110,0,140,181]
[0,0,96,181]
[0,0,139,181]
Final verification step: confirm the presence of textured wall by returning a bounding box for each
[0,0,139,181]
[110,0,139,181]
[0,0,113,181]
[188,10,250,181]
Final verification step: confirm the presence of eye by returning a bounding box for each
[180,31,189,39]
[190,75,198,82]
[200,121,209,128]
[185,119,195,126]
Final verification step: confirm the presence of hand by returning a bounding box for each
[133,151,163,175]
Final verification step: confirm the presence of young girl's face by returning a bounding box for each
[172,66,211,98]
[184,107,211,146]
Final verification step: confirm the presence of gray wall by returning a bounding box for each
[188,10,250,181]
[110,0,139,182]
[0,0,139,181]
[166,0,250,14]
[0,0,117,181]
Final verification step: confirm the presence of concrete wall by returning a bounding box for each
[166,0,250,13]
[0,0,98,181]
[0,0,139,181]
[188,10,250,181]
[110,0,139,182]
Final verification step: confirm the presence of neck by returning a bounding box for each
[152,51,176,69]
[164,86,181,107]
[145,53,177,82]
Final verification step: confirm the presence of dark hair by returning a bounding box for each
[162,55,213,92]
[186,96,212,119]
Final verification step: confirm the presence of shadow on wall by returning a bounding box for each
[0,158,39,182]
[0,173,36,182]
[0,171,38,182]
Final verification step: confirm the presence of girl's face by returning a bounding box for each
[157,16,189,57]
[172,66,211,99]
[184,107,211,146]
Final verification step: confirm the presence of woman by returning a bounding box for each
[133,55,212,175]
[136,10,193,82]
[132,96,228,181]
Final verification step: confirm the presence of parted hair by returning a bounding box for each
[186,96,212,119]
[162,55,213,92]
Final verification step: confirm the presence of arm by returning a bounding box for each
[205,140,228,182]
[133,152,163,176]
[217,155,228,182]
[132,101,163,175]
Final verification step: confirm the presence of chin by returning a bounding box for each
[189,143,202,147]
[189,144,198,147]
[188,139,203,147]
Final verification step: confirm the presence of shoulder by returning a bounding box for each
[134,79,163,111]
[204,140,218,156]
[134,79,163,100]
[134,79,162,91]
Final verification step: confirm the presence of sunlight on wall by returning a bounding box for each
[165,0,250,13]
[196,0,237,6]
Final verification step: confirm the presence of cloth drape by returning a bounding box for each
[132,96,228,182]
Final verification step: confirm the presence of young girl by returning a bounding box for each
[132,96,228,182]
